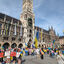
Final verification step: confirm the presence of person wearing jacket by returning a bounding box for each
[40,48,44,59]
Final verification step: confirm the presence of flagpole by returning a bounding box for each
[20,25,22,36]
[14,23,16,35]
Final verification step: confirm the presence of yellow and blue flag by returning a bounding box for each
[35,31,39,48]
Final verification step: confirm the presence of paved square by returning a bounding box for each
[23,54,58,64]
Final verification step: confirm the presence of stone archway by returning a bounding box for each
[39,44,41,48]
[3,42,10,49]
[18,43,23,48]
[11,43,17,48]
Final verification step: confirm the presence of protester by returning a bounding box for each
[5,49,10,63]
[10,48,16,64]
[0,43,63,64]
[36,48,40,58]
[17,48,22,64]
[25,48,29,56]
[0,48,4,64]
[40,48,44,59]
[47,49,49,54]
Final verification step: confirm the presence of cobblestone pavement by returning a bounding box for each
[22,54,58,64]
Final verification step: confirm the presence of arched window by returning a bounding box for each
[30,29,32,33]
[29,34,31,37]
[3,42,10,49]
[11,43,17,48]
[28,18,32,27]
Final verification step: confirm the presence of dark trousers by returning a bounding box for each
[41,55,44,59]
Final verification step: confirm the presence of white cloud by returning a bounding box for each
[34,0,43,9]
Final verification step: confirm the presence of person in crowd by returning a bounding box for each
[47,49,49,54]
[10,48,16,64]
[43,49,47,54]
[54,48,56,53]
[17,48,22,64]
[36,48,40,58]
[40,48,44,59]
[0,44,4,64]
[31,48,34,56]
[25,47,29,56]
[28,47,32,55]
[4,48,10,64]
[49,50,52,57]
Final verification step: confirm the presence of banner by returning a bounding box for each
[35,31,39,48]
[33,30,37,43]
[36,31,39,40]
[35,37,38,48]
[14,23,16,35]
[20,25,22,36]
[6,24,8,35]
[5,24,9,35]
[53,40,55,48]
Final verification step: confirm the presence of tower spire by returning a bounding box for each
[20,0,35,44]
[22,0,33,12]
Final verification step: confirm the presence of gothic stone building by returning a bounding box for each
[35,26,59,47]
[20,0,35,46]
[0,13,23,47]
[0,0,59,47]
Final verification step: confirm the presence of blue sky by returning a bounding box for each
[0,0,64,36]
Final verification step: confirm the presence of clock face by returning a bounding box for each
[28,18,32,27]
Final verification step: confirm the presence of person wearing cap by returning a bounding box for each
[0,45,4,64]
[40,48,44,59]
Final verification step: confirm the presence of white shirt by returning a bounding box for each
[5,51,10,58]
[36,49,39,55]
[16,52,21,57]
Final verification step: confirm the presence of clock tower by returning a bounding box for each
[20,0,35,47]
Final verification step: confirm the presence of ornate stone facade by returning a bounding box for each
[0,13,23,47]
[35,26,59,47]
[20,0,59,47]
[20,0,35,46]
[0,0,59,48]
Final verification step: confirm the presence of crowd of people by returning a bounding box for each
[0,44,64,64]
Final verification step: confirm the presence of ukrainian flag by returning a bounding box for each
[35,37,38,48]
[35,31,39,48]
[53,40,55,48]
